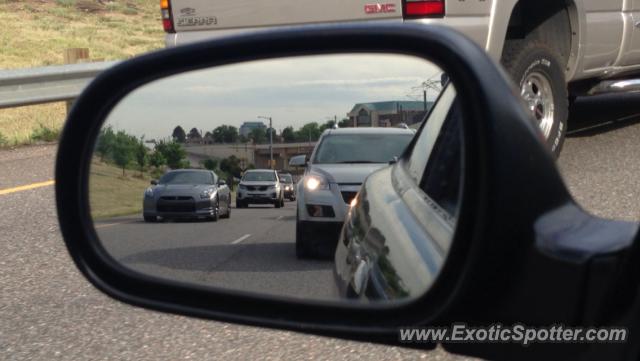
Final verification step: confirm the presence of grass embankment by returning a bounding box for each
[89,159,151,220]
[0,0,164,146]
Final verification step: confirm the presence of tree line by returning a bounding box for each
[95,126,188,177]
[170,118,351,145]
[95,126,255,182]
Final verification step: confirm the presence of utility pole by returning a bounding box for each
[269,117,273,168]
[423,90,427,111]
[258,116,273,169]
[410,76,442,112]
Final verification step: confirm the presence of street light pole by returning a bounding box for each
[258,116,273,169]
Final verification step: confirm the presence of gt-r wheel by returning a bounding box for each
[210,198,219,222]
[221,201,231,219]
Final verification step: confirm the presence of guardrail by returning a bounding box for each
[0,61,118,109]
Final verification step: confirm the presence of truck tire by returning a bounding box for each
[502,40,568,158]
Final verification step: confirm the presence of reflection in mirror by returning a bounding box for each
[89,54,463,305]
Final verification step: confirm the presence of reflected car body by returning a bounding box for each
[334,86,462,301]
[236,169,284,208]
[295,127,415,258]
[143,169,231,222]
[334,167,452,300]
[278,173,296,201]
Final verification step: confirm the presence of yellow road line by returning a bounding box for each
[94,220,138,229]
[0,180,55,196]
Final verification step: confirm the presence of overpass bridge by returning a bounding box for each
[185,142,317,170]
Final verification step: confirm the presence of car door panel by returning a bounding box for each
[581,0,625,70]
[618,0,640,66]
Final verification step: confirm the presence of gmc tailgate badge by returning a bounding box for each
[364,3,396,14]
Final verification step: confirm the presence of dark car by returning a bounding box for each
[278,172,296,201]
[143,169,231,222]
[334,85,462,300]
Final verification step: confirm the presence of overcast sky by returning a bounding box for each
[104,53,442,141]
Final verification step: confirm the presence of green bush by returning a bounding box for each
[30,125,60,142]
[202,158,218,171]
[155,141,187,169]
[150,167,166,180]
[0,132,7,147]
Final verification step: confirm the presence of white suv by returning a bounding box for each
[294,128,415,258]
[236,169,285,208]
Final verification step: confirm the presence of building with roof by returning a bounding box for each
[239,121,267,137]
[346,100,432,127]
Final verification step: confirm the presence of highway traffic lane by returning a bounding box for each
[0,144,56,189]
[95,201,338,300]
[559,93,640,222]
[96,203,296,258]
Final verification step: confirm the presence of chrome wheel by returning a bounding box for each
[521,72,555,139]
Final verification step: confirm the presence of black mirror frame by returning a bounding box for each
[55,23,637,359]
[53,21,539,342]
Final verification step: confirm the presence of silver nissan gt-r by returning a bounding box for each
[143,169,231,222]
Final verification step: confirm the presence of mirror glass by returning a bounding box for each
[89,53,463,305]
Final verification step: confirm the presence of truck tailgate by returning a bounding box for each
[170,0,404,32]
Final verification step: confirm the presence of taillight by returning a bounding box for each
[403,0,445,18]
[160,0,175,33]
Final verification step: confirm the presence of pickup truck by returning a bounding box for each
[160,0,640,156]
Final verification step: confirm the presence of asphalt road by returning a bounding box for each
[2,94,640,360]
[559,93,640,221]
[95,203,338,301]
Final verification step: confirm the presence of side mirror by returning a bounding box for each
[289,155,307,167]
[150,180,158,185]
[217,180,226,186]
[55,24,640,361]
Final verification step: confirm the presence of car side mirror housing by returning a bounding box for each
[150,180,158,185]
[289,154,307,167]
[55,24,640,361]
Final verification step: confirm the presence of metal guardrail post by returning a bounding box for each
[63,48,90,114]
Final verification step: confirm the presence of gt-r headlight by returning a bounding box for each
[200,189,215,199]
[305,175,329,191]
[144,187,154,197]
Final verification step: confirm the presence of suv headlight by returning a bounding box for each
[239,184,247,190]
[268,185,276,189]
[200,189,215,199]
[144,187,154,197]
[305,175,329,191]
